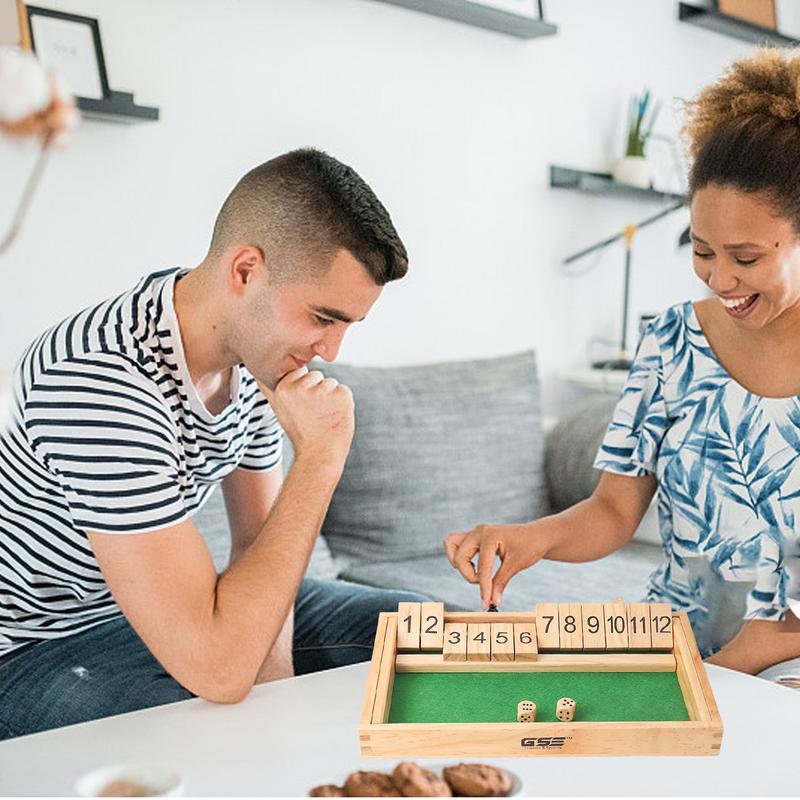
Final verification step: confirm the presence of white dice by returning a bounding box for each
[517,700,536,723]
[556,696,576,721]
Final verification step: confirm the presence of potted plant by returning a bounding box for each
[612,89,660,189]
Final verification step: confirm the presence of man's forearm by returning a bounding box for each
[204,453,341,698]
[255,607,294,683]
[705,614,800,675]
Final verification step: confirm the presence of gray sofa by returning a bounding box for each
[195,351,662,610]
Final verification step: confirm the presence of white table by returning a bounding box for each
[0,662,796,796]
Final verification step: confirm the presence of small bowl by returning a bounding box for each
[74,764,184,797]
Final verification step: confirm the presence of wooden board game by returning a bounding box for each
[360,602,723,757]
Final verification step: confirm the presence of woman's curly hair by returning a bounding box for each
[683,47,800,229]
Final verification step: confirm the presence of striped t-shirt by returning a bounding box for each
[0,268,282,658]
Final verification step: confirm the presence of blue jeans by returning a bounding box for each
[0,578,426,740]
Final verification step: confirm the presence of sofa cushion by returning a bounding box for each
[318,352,548,567]
[544,394,618,512]
[340,541,662,611]
[544,394,662,547]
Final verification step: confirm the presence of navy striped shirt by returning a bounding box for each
[0,268,282,657]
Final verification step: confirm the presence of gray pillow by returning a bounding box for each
[544,394,617,511]
[317,351,548,566]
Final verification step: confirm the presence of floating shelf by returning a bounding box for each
[550,165,686,204]
[77,91,159,124]
[677,2,800,46]
[375,0,557,38]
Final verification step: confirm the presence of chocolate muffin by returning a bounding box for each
[344,771,403,797]
[442,763,512,797]
[308,785,345,797]
[391,762,452,797]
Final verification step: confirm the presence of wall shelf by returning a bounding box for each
[375,0,557,39]
[76,91,159,124]
[677,2,800,46]
[549,165,685,204]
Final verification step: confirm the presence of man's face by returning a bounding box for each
[232,248,383,389]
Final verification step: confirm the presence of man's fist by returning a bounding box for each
[260,368,354,467]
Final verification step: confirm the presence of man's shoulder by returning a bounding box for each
[17,269,180,398]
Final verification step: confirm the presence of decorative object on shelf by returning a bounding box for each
[677,1,799,45]
[0,44,77,255]
[21,3,158,122]
[562,202,687,370]
[718,0,776,29]
[612,89,660,190]
[374,0,557,39]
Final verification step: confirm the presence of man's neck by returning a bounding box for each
[173,265,236,411]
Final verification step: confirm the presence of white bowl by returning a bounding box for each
[74,764,184,797]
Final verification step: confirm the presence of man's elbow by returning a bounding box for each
[179,661,255,704]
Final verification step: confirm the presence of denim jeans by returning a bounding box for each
[0,578,427,740]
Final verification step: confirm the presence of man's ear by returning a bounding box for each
[228,245,265,293]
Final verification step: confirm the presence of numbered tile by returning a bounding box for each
[649,603,674,649]
[419,602,445,650]
[517,700,536,723]
[558,603,583,650]
[397,602,421,651]
[556,697,576,722]
[603,600,629,650]
[581,603,606,650]
[490,623,515,661]
[535,603,560,650]
[513,623,538,661]
[467,623,491,662]
[443,622,467,661]
[627,602,652,649]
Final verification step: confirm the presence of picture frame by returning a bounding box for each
[24,4,110,101]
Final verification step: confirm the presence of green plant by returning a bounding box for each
[625,89,660,158]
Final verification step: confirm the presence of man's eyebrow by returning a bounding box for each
[312,306,364,323]
[691,233,766,249]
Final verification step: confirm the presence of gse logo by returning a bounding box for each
[520,736,568,749]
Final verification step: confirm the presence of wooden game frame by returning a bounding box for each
[360,611,722,757]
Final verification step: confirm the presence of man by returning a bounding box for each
[0,148,424,739]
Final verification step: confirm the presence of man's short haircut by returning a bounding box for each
[208,148,408,285]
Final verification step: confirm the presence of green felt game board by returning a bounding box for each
[388,671,690,723]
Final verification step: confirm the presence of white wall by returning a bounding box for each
[0,0,752,413]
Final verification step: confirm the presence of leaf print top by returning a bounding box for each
[594,302,800,658]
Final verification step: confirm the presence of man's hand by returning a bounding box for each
[261,368,354,467]
[443,523,551,610]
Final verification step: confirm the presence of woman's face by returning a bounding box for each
[690,184,800,330]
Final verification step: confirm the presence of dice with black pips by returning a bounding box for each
[517,700,536,723]
[556,696,576,721]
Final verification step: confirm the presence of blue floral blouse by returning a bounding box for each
[594,302,800,657]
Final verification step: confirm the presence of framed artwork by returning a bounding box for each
[24,4,109,100]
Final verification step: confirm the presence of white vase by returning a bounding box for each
[612,155,651,190]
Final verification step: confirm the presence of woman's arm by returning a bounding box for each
[443,471,657,608]
[705,612,800,675]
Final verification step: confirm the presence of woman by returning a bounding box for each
[444,48,800,677]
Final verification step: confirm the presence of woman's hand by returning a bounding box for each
[443,522,553,609]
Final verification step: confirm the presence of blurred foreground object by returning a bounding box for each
[0,45,77,255]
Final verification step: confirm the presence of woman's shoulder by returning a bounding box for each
[640,301,696,350]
